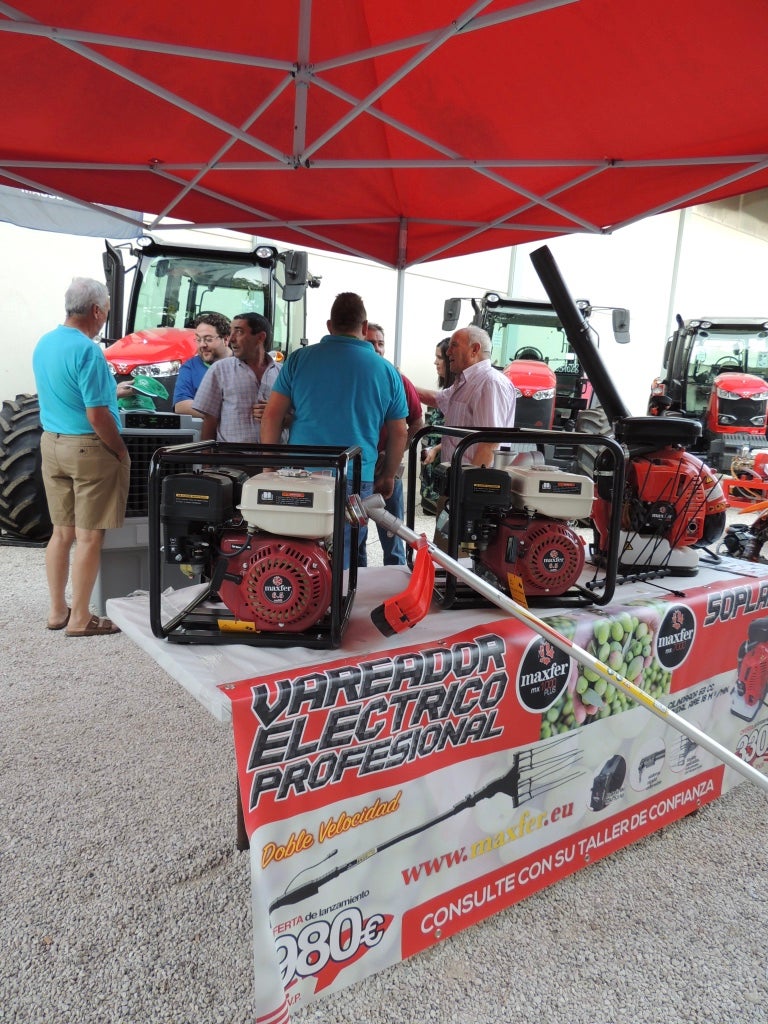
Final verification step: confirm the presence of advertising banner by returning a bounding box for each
[224,571,768,1022]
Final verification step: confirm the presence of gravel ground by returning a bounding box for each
[2,516,767,1024]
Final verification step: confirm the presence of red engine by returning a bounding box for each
[217,531,333,632]
[477,514,586,597]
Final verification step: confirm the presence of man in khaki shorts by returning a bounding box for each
[32,277,131,637]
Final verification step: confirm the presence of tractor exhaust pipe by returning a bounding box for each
[530,245,631,425]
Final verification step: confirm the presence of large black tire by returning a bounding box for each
[0,393,52,542]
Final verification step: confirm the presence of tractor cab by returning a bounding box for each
[443,294,630,430]
[649,317,768,470]
[102,236,317,410]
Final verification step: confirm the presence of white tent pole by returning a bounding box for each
[665,208,687,337]
[393,219,407,367]
[506,245,518,297]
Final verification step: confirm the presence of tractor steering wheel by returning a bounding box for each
[513,346,544,361]
[712,356,741,372]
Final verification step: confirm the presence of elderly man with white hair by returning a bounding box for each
[417,325,516,469]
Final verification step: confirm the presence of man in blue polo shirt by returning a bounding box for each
[260,292,408,568]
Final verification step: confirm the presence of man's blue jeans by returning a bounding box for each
[376,476,406,565]
[347,479,374,569]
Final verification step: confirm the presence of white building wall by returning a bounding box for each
[2,202,768,417]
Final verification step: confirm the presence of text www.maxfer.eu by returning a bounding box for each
[401,802,574,885]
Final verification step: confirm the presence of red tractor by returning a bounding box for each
[649,315,768,473]
[502,356,558,429]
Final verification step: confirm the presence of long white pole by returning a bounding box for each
[363,495,768,795]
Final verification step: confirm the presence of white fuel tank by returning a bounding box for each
[504,451,594,519]
[238,468,336,538]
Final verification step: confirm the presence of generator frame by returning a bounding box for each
[405,426,626,609]
[147,440,361,648]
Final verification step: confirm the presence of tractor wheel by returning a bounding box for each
[574,405,612,436]
[574,405,612,478]
[0,393,52,542]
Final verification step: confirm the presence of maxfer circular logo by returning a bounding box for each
[263,574,293,605]
[656,604,696,670]
[517,636,571,713]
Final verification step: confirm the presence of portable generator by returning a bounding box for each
[422,431,626,609]
[148,441,361,647]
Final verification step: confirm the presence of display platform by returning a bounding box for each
[108,555,768,1024]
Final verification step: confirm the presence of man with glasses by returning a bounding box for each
[172,312,231,415]
[32,277,130,637]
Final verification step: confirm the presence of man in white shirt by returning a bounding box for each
[417,325,516,468]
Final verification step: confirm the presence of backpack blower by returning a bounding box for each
[528,246,727,578]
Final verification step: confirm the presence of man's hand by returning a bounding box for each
[378,417,407,484]
[470,442,498,468]
[87,405,129,461]
[422,444,440,466]
[261,393,292,444]
[373,473,396,500]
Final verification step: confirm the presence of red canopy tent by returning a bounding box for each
[1,0,767,269]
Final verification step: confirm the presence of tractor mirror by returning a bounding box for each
[612,307,630,344]
[443,298,461,332]
[281,251,308,302]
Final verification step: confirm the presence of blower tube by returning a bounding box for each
[530,245,630,426]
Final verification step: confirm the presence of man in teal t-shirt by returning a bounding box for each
[261,292,408,568]
[32,277,130,637]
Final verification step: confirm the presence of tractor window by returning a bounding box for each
[689,330,759,381]
[131,254,270,332]
[744,334,768,378]
[485,311,572,369]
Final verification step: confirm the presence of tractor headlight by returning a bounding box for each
[131,361,182,378]
[532,388,555,400]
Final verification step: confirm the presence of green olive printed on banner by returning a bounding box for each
[538,607,673,739]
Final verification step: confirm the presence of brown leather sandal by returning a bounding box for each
[65,615,121,638]
[46,608,71,631]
